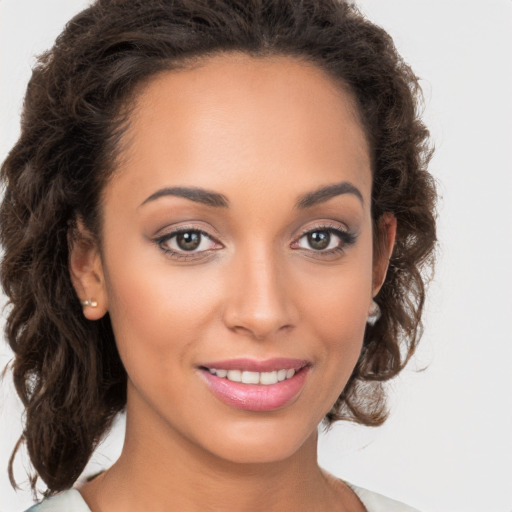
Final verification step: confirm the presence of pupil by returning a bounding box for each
[177,232,201,251]
[308,231,330,250]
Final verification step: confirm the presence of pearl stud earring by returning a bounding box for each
[367,300,381,326]
[81,299,98,308]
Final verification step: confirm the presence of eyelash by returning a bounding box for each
[154,226,222,261]
[293,223,356,256]
[153,223,356,261]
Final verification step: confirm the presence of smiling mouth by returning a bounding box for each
[204,368,297,385]
[198,359,310,411]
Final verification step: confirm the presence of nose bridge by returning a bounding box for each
[223,242,296,339]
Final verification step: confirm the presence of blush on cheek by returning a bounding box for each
[106,262,218,354]
[308,282,369,381]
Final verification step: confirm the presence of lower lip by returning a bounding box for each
[200,367,310,412]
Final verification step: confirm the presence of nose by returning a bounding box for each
[222,248,298,340]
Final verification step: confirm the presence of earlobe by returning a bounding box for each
[68,220,108,320]
[372,212,397,297]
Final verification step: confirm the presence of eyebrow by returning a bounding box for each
[140,180,363,210]
[295,181,364,209]
[140,186,229,208]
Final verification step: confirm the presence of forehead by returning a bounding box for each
[109,53,372,208]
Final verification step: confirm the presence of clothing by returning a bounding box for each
[348,484,421,512]
[25,490,88,512]
[24,484,420,511]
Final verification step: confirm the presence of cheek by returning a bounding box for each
[102,223,373,398]
[308,278,369,375]
[300,248,373,341]
[295,243,373,394]
[102,247,223,373]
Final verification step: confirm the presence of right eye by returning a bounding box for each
[155,228,222,259]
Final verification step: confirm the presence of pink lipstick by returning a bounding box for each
[198,358,310,411]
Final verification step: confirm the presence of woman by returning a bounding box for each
[0,0,436,510]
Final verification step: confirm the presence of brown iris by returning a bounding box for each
[307,231,330,250]
[176,232,201,251]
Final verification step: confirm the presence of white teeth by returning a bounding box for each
[260,371,278,385]
[208,367,299,385]
[226,369,242,382]
[277,369,287,382]
[241,371,260,384]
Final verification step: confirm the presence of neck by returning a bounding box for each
[80,388,352,512]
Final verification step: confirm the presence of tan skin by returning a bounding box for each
[70,53,396,512]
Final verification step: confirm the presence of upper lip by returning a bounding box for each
[199,358,310,372]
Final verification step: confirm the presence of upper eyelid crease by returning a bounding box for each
[154,229,221,259]
[155,228,217,243]
[154,223,354,245]
[297,221,348,234]
[297,226,356,243]
[154,226,355,262]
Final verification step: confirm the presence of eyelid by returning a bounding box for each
[295,220,349,238]
[152,220,221,239]
[291,221,357,254]
[153,224,223,260]
[151,220,356,261]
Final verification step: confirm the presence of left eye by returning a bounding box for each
[297,229,344,251]
[157,230,218,253]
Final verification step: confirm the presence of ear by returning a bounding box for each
[372,212,397,297]
[68,219,108,321]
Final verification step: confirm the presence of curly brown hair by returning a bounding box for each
[0,0,436,495]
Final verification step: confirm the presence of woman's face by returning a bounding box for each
[75,53,393,464]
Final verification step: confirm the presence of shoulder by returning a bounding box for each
[347,482,421,512]
[22,483,419,512]
[24,489,91,512]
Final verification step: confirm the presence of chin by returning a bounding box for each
[191,414,319,466]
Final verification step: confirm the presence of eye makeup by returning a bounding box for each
[152,218,358,264]
[153,225,223,261]
[291,222,357,259]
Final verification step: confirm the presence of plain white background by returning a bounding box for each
[1,1,511,511]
